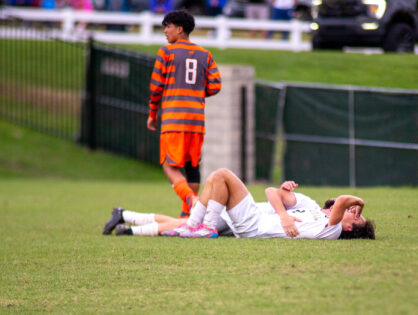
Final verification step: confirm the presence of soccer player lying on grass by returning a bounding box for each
[103,168,375,239]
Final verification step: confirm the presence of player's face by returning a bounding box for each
[164,23,182,44]
[341,207,366,231]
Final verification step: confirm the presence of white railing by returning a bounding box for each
[0,7,312,51]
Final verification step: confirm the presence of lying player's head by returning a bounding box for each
[323,198,376,240]
[162,10,195,36]
[339,220,375,240]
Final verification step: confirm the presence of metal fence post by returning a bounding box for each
[81,36,97,149]
[348,88,356,187]
[241,86,247,183]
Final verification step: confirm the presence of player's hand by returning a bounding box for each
[347,204,363,219]
[354,204,364,218]
[147,117,157,131]
[280,214,301,238]
[280,181,298,192]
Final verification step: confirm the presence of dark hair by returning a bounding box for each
[162,10,195,35]
[339,220,376,240]
[323,198,336,209]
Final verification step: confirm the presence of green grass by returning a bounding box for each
[1,178,417,313]
[1,39,417,90]
[131,44,418,90]
[0,39,85,91]
[0,119,164,181]
[1,120,418,314]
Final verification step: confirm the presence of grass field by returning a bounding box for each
[1,39,418,90]
[132,44,418,90]
[1,120,417,314]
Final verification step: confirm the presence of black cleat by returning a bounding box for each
[177,211,190,218]
[102,207,125,235]
[116,224,133,236]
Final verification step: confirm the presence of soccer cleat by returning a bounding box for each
[116,224,133,236]
[102,207,125,235]
[179,224,218,238]
[161,223,195,237]
[177,211,190,219]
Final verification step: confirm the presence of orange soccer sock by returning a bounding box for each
[181,191,198,214]
[173,179,195,214]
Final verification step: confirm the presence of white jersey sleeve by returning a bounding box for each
[254,192,321,215]
[286,193,321,211]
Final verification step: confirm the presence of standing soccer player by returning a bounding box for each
[147,10,222,218]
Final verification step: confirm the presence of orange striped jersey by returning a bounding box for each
[148,39,221,134]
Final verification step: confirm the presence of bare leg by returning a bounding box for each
[158,218,187,234]
[189,182,200,194]
[162,160,185,184]
[163,160,197,214]
[154,214,185,224]
[200,168,249,209]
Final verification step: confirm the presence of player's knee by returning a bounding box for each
[184,161,200,183]
[212,168,229,181]
[217,168,231,177]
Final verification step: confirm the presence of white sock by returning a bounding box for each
[131,222,159,236]
[187,201,206,228]
[122,210,155,226]
[203,200,225,230]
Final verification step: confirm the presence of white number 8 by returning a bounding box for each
[185,58,197,85]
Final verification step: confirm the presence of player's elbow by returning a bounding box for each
[265,187,280,200]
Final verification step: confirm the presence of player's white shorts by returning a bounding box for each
[220,193,261,238]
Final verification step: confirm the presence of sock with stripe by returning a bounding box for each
[173,178,195,214]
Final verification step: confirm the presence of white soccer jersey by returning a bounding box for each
[221,192,342,240]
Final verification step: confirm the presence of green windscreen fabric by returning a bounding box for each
[254,83,282,181]
[284,87,350,138]
[355,146,417,186]
[354,91,417,144]
[354,91,418,186]
[282,85,418,186]
[284,142,350,186]
[82,44,160,165]
[283,86,351,185]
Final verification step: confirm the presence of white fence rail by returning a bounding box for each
[0,7,312,51]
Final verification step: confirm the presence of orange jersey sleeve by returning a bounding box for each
[148,47,168,120]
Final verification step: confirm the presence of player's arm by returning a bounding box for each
[328,195,364,226]
[148,48,167,131]
[265,181,301,237]
[205,53,221,97]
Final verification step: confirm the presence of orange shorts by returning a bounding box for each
[160,132,204,167]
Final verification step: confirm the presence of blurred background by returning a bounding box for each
[0,0,417,187]
[1,0,417,52]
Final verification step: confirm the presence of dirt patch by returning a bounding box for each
[0,81,82,116]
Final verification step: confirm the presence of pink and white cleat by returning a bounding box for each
[179,224,218,238]
[161,223,195,237]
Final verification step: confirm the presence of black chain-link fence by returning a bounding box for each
[0,18,86,140]
[80,40,160,165]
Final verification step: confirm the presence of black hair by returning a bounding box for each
[323,198,336,209]
[339,220,376,240]
[162,10,195,35]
